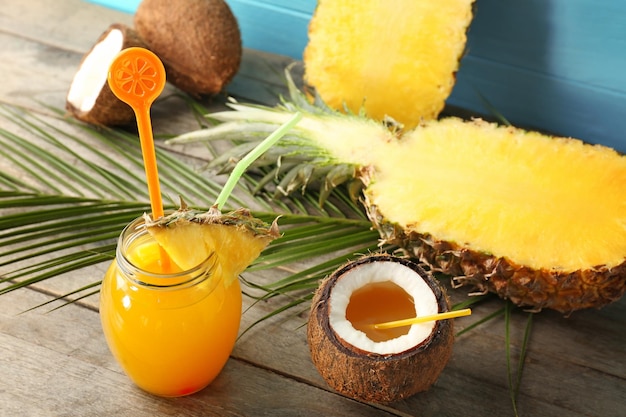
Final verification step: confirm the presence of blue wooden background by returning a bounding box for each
[87,0,626,153]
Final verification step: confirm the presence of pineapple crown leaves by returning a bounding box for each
[168,111,361,206]
[167,67,396,206]
[280,62,337,116]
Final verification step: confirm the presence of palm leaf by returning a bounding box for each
[0,103,385,312]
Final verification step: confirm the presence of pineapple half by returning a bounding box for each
[169,96,626,314]
[144,202,279,284]
[304,0,475,129]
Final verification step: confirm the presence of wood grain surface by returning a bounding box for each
[0,1,625,416]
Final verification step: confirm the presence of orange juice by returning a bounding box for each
[345,280,415,342]
[99,217,242,397]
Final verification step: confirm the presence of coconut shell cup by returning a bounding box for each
[66,23,147,126]
[307,254,454,404]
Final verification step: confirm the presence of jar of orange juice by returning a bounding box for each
[99,215,242,397]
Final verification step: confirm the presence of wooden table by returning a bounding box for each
[1,1,625,416]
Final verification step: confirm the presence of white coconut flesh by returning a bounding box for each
[66,28,124,113]
[328,261,439,355]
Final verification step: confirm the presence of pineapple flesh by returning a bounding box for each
[304,0,475,129]
[367,119,626,313]
[170,103,626,314]
[370,119,626,273]
[145,204,279,285]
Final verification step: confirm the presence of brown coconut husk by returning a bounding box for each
[307,255,454,404]
[134,0,242,96]
[66,23,147,126]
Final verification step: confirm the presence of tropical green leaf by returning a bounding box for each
[0,103,384,315]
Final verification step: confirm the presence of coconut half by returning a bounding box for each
[307,254,454,403]
[66,23,147,126]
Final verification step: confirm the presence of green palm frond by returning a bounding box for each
[0,103,384,310]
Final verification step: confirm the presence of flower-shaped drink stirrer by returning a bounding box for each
[107,47,167,221]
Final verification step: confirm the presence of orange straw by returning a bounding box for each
[372,308,472,329]
[107,47,166,220]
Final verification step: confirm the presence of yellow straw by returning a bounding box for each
[372,308,472,329]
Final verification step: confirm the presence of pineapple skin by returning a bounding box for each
[304,0,475,129]
[147,204,279,237]
[369,206,626,314]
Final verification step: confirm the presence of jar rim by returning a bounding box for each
[116,215,217,289]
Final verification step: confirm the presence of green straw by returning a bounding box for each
[214,111,303,210]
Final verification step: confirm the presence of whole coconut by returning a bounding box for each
[134,0,242,96]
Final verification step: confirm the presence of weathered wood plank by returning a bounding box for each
[0,289,402,417]
[1,1,625,416]
[235,289,626,417]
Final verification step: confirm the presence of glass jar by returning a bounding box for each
[99,216,242,397]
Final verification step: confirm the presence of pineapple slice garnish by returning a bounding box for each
[144,203,279,284]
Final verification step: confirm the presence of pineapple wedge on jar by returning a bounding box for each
[144,202,280,282]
